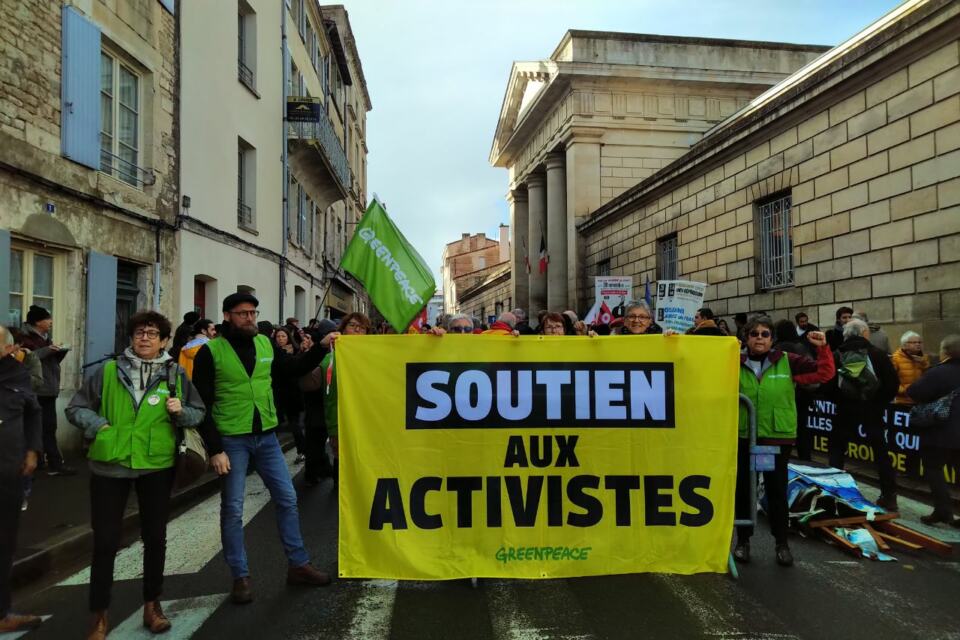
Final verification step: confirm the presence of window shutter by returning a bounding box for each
[61,7,101,170]
[84,252,118,366]
[159,0,175,14]
[0,229,9,326]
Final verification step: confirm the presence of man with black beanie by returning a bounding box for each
[191,293,338,604]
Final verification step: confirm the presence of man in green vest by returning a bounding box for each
[192,293,338,604]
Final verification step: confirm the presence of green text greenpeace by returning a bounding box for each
[341,199,435,332]
[495,546,592,564]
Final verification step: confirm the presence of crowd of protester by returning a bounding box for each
[0,296,958,634]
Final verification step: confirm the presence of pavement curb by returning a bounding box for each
[12,437,297,589]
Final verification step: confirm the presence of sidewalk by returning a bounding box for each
[12,434,296,588]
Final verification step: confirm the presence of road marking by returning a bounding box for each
[107,594,226,638]
[59,449,300,586]
[344,580,398,640]
[654,574,799,640]
[485,580,594,640]
[0,615,52,640]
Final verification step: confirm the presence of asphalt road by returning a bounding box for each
[7,450,960,640]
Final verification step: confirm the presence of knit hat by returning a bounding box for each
[222,292,259,312]
[26,305,51,324]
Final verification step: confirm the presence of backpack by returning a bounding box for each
[837,348,880,402]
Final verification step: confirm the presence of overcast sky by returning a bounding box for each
[341,0,903,285]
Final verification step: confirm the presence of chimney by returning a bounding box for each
[499,224,510,264]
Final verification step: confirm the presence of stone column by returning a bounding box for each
[526,172,547,316]
[507,188,529,314]
[565,129,603,313]
[545,152,568,310]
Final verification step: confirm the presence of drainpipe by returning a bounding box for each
[280,1,290,323]
[153,225,161,309]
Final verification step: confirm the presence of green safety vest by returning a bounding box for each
[206,335,278,436]
[738,355,797,440]
[88,360,180,469]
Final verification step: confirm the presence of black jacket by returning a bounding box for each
[0,356,42,479]
[832,336,899,415]
[191,324,324,455]
[907,358,960,449]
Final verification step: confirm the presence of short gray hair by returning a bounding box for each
[446,314,474,330]
[498,311,517,328]
[853,311,869,323]
[941,335,960,360]
[511,308,526,322]
[843,319,870,339]
[900,330,921,346]
[624,300,652,317]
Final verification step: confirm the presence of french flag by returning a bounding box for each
[538,232,548,274]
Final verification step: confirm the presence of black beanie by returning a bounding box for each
[26,305,51,324]
[222,292,260,312]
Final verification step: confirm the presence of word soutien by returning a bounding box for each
[405,362,676,429]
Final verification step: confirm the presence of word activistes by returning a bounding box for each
[406,362,675,429]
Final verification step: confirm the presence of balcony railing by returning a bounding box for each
[286,99,351,193]
[237,200,254,229]
[100,148,154,187]
[238,59,255,91]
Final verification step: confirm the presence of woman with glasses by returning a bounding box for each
[66,311,205,639]
[734,317,833,568]
[445,314,474,334]
[618,301,663,335]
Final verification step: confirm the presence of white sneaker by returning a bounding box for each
[21,498,28,512]
[294,454,306,464]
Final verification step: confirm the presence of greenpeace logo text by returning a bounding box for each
[357,227,425,305]
[406,362,675,429]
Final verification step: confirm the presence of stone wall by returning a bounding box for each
[458,271,512,326]
[581,30,960,346]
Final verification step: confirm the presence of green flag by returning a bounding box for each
[341,199,435,331]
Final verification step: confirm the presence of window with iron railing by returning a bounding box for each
[238,2,256,92]
[238,138,256,231]
[100,51,141,186]
[757,192,794,290]
[657,234,678,281]
[596,258,611,277]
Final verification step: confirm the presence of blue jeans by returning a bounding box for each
[220,432,310,578]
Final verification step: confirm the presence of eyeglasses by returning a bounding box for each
[544,325,565,334]
[345,321,366,331]
[626,314,651,321]
[749,330,772,338]
[448,326,472,333]
[133,329,161,339]
[229,310,260,319]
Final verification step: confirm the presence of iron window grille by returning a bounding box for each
[757,192,794,290]
[657,235,678,281]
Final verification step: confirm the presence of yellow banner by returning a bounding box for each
[336,334,740,579]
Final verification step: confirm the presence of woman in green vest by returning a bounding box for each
[733,316,834,567]
[66,311,205,640]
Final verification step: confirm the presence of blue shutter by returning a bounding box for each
[61,6,101,170]
[84,252,117,366]
[159,0,175,14]
[0,229,9,327]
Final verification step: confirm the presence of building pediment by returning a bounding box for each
[489,61,556,167]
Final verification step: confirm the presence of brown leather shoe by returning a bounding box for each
[86,611,108,640]
[287,563,332,586]
[231,577,254,604]
[143,600,172,634]
[0,613,43,632]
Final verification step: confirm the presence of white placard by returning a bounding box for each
[654,280,706,332]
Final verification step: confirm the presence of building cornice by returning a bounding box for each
[577,0,956,234]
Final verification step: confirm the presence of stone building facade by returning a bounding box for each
[490,31,828,314]
[441,227,509,314]
[456,265,512,328]
[178,1,370,324]
[1,0,178,427]
[578,0,960,345]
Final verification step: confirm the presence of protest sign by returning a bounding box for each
[335,334,740,579]
[654,280,706,332]
[594,276,633,318]
[803,397,960,486]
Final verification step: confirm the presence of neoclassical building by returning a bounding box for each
[490,31,829,314]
